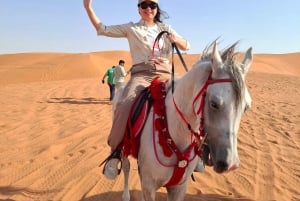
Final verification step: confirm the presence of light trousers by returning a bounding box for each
[107,62,171,151]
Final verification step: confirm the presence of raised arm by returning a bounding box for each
[83,0,101,31]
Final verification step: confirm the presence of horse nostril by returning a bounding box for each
[229,164,239,171]
[215,161,229,173]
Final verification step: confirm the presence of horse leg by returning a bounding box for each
[141,188,156,201]
[140,175,156,201]
[166,183,187,201]
[122,157,130,201]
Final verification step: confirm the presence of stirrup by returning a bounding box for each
[99,150,122,180]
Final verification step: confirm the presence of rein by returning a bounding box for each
[152,30,188,93]
[151,31,233,186]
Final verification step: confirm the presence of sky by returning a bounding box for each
[1,0,300,54]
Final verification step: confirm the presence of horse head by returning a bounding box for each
[201,42,253,173]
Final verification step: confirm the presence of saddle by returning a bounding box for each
[122,77,166,158]
[128,87,152,139]
[100,77,165,169]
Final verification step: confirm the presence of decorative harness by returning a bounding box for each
[152,31,232,187]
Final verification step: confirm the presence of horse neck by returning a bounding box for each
[165,61,210,148]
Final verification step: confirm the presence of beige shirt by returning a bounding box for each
[113,65,126,84]
[97,20,190,65]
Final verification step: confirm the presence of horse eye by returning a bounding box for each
[210,101,219,110]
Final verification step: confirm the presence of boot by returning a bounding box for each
[101,150,122,180]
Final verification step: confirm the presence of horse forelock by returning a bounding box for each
[222,43,245,110]
[226,60,245,110]
[201,41,246,110]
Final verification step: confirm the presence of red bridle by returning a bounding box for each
[151,31,233,186]
[173,71,232,140]
[152,72,232,187]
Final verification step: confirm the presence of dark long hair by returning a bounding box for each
[154,5,169,23]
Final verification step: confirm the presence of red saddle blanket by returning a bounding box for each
[122,77,166,158]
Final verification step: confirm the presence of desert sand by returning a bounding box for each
[0,50,299,201]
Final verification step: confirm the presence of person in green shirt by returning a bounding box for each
[102,66,115,101]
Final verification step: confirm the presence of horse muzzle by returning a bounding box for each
[215,153,240,173]
[202,144,240,173]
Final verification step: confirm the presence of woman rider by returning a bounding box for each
[83,0,203,178]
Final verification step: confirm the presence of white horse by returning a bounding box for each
[114,42,253,201]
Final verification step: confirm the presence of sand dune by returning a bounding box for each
[0,51,299,201]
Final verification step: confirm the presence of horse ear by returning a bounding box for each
[211,42,222,72]
[241,47,253,75]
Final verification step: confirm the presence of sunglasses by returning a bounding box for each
[138,2,158,10]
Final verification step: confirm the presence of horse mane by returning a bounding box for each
[201,41,245,110]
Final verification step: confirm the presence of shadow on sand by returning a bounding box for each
[81,190,253,201]
[0,186,253,201]
[0,186,59,200]
[45,97,112,105]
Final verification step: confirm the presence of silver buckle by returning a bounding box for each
[178,160,188,168]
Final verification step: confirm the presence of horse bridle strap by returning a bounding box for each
[192,72,232,115]
[172,71,231,134]
[152,32,234,186]
[172,71,233,157]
